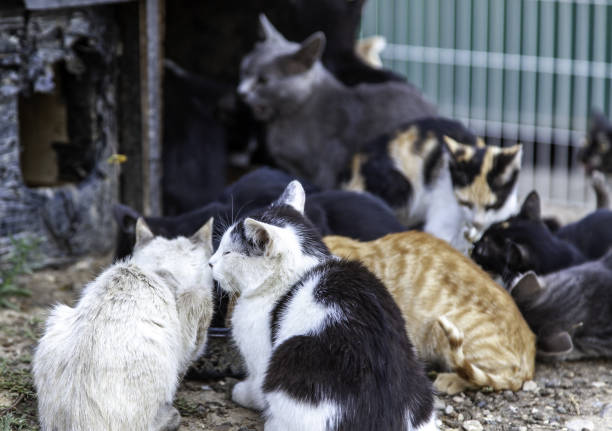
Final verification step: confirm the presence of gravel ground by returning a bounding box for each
[1,200,611,430]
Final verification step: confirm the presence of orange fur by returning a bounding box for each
[324,231,536,394]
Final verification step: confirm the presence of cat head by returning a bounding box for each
[471,191,563,278]
[578,110,612,175]
[209,180,330,295]
[131,217,215,291]
[443,137,523,237]
[238,14,326,121]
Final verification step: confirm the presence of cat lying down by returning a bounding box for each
[33,219,215,431]
[324,231,536,395]
[507,249,612,360]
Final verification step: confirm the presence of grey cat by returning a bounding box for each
[508,249,612,360]
[238,14,436,189]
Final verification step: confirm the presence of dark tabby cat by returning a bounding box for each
[508,249,612,360]
[579,110,612,175]
[471,192,586,279]
[343,117,522,253]
[238,14,436,189]
[209,181,436,430]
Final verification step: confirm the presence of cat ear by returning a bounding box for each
[537,331,574,357]
[190,217,214,252]
[519,191,541,221]
[273,180,305,214]
[508,271,542,303]
[292,32,326,70]
[506,240,530,271]
[258,14,286,43]
[135,217,154,246]
[443,136,474,162]
[113,203,141,234]
[501,144,523,168]
[244,218,278,256]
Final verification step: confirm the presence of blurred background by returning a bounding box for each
[361,0,611,206]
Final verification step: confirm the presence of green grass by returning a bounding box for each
[0,237,41,309]
[0,357,38,430]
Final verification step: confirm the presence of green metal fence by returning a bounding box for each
[361,0,612,206]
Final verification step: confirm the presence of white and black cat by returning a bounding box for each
[507,249,612,360]
[209,181,436,431]
[238,14,436,189]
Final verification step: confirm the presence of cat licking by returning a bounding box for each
[33,218,215,431]
[209,181,436,431]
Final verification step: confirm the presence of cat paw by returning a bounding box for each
[154,404,181,431]
[434,373,471,395]
[232,380,265,411]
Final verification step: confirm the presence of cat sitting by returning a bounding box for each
[343,117,523,253]
[578,109,612,176]
[472,191,612,279]
[507,249,612,360]
[209,181,436,430]
[238,14,436,189]
[324,231,535,395]
[33,218,215,431]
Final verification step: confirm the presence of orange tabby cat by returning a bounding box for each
[323,231,536,394]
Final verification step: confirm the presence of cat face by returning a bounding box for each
[579,110,612,175]
[132,217,215,291]
[471,191,557,277]
[444,137,522,237]
[238,14,326,121]
[209,181,329,295]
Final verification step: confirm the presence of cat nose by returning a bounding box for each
[208,262,213,268]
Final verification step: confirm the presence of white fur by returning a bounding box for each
[413,413,438,431]
[209,200,324,418]
[264,391,341,431]
[273,273,343,348]
[33,227,215,431]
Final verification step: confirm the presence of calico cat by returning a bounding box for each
[343,117,522,253]
[472,191,612,279]
[578,109,612,175]
[323,232,535,395]
[209,181,436,431]
[33,219,215,431]
[238,14,436,189]
[507,249,612,360]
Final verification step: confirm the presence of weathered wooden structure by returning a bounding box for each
[0,0,164,266]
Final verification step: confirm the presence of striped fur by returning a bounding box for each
[324,231,536,394]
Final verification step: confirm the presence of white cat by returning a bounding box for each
[209,181,436,431]
[33,218,215,431]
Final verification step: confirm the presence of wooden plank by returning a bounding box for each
[139,0,164,217]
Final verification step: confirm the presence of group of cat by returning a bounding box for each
[31,12,612,431]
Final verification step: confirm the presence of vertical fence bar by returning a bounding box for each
[454,0,472,123]
[423,0,440,103]
[591,2,607,112]
[438,0,455,117]
[470,0,489,136]
[504,0,521,145]
[487,0,505,145]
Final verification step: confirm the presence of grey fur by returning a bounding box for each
[238,14,436,189]
[508,250,612,360]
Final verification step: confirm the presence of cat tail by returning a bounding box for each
[436,315,524,391]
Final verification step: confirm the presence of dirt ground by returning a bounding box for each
[1,202,611,430]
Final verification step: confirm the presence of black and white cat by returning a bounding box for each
[507,249,612,360]
[238,14,436,189]
[209,181,436,431]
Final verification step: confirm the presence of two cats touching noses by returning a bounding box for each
[32,12,612,431]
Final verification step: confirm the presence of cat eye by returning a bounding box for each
[458,200,474,209]
[223,251,231,256]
